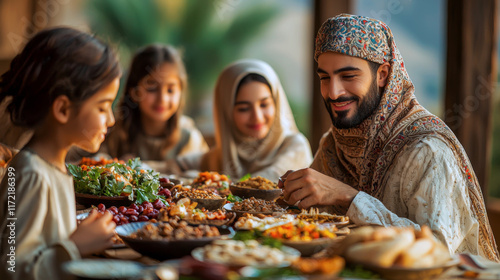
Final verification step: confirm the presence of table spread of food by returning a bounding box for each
[67,157,467,280]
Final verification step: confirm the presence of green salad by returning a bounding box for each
[67,158,165,204]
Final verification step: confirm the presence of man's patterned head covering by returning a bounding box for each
[314,13,414,134]
[314,13,392,64]
[311,14,499,262]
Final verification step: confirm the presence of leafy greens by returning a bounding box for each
[67,158,165,204]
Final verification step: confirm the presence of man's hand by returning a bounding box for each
[280,168,359,210]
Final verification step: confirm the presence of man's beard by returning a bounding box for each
[324,78,382,129]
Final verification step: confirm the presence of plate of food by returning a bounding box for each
[290,256,345,278]
[69,157,168,208]
[240,256,345,279]
[281,238,337,258]
[159,176,183,189]
[230,176,282,201]
[224,198,287,216]
[234,213,296,231]
[191,239,300,268]
[78,199,168,226]
[76,212,91,221]
[115,219,234,260]
[360,256,459,280]
[190,171,231,196]
[190,197,226,211]
[183,214,236,227]
[63,259,145,279]
[296,208,349,226]
[160,198,235,226]
[325,225,458,280]
[262,222,339,257]
[173,188,226,211]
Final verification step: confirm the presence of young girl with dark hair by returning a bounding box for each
[103,44,208,170]
[0,27,121,280]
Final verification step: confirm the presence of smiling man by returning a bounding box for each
[281,14,499,261]
[317,52,385,129]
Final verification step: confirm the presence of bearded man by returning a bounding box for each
[281,14,499,261]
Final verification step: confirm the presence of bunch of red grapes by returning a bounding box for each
[95,177,175,225]
[158,177,173,198]
[97,199,167,225]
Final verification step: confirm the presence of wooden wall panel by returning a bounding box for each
[444,0,498,195]
[311,0,352,153]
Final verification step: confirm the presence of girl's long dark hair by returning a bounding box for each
[0,27,121,128]
[110,44,187,158]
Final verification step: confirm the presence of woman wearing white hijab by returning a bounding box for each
[200,59,312,181]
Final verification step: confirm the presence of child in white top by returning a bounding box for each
[0,27,121,280]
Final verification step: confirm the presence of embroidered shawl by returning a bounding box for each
[313,14,499,261]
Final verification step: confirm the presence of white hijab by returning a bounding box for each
[203,59,300,179]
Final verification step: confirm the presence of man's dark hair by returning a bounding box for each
[368,60,381,79]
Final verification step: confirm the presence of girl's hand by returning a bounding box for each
[70,210,116,256]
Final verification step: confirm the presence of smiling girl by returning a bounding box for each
[200,59,312,181]
[0,27,121,280]
[103,44,208,168]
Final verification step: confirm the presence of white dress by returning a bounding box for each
[0,149,80,280]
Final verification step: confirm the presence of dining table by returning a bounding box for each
[71,173,500,280]
[86,250,500,280]
[72,212,500,280]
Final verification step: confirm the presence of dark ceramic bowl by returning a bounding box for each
[189,197,226,211]
[160,177,183,190]
[282,238,337,257]
[115,222,234,261]
[63,259,143,280]
[75,193,133,208]
[183,212,236,227]
[223,203,287,218]
[229,184,282,201]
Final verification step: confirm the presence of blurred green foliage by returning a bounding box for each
[86,0,279,115]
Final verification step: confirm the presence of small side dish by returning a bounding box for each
[193,240,299,267]
[236,176,278,190]
[130,218,220,241]
[233,197,286,213]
